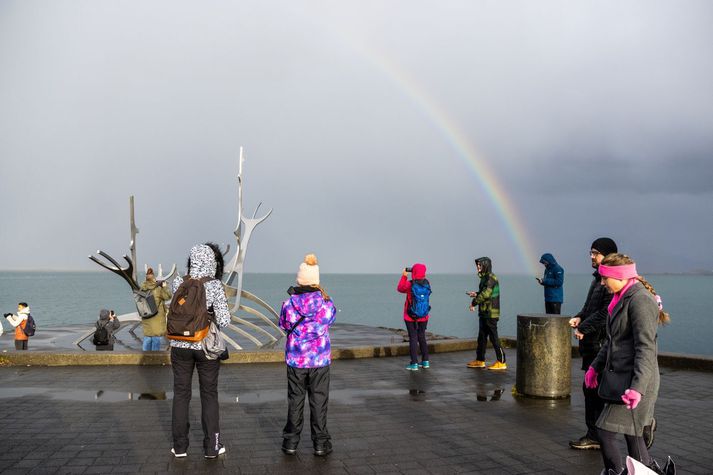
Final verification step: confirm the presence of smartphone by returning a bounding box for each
[405,267,413,272]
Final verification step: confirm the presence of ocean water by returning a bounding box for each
[0,272,710,355]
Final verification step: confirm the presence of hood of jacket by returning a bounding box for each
[188,244,217,280]
[411,263,427,280]
[289,291,324,317]
[475,257,492,276]
[141,279,159,291]
[99,308,110,321]
[539,253,558,267]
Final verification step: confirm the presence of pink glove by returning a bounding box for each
[621,389,642,409]
[584,367,598,389]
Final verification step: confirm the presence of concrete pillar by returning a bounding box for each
[515,314,571,399]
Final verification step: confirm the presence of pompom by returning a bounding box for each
[304,254,318,266]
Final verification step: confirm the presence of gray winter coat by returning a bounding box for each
[591,282,659,435]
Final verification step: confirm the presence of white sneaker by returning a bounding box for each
[205,446,226,459]
[171,448,187,458]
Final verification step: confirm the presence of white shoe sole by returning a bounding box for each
[171,448,187,458]
[205,447,226,459]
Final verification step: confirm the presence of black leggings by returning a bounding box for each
[598,428,651,472]
[405,320,429,364]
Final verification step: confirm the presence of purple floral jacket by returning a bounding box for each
[279,290,336,368]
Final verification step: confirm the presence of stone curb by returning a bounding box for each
[0,338,484,367]
[1,337,711,371]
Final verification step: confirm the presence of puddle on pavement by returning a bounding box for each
[476,388,505,401]
[0,385,525,405]
[0,388,171,402]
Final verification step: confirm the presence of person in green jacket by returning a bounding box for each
[140,267,172,351]
[466,257,506,370]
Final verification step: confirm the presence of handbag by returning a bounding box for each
[202,320,228,361]
[598,369,633,404]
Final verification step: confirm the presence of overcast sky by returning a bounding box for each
[1,0,712,274]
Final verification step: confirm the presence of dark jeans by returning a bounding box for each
[545,302,562,314]
[15,340,28,350]
[598,428,651,472]
[476,317,505,362]
[405,320,429,364]
[171,347,221,456]
[283,365,331,446]
[582,355,605,440]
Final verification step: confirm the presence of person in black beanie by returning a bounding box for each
[567,237,617,450]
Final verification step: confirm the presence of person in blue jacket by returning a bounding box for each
[536,253,564,314]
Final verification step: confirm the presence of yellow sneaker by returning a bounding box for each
[487,361,507,371]
[466,359,486,368]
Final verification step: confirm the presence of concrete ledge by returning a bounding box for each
[0,337,482,367]
[2,336,711,371]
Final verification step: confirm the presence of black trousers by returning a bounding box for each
[545,302,562,314]
[15,340,28,350]
[598,428,651,472]
[405,320,429,364]
[476,317,505,363]
[171,347,221,455]
[283,365,331,446]
[582,355,605,440]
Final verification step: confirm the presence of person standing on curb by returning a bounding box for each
[466,257,506,370]
[586,253,668,473]
[169,243,230,459]
[397,263,432,370]
[279,254,336,457]
[5,302,34,350]
[139,267,172,351]
[536,253,564,314]
[567,237,617,450]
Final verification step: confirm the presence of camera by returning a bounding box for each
[405,267,413,272]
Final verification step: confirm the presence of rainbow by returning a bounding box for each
[337,35,540,274]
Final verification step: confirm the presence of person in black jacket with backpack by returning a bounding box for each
[94,309,120,351]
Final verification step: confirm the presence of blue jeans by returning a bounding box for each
[143,336,162,351]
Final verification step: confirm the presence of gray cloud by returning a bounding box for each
[1,0,712,274]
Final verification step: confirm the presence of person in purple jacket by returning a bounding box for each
[279,254,336,457]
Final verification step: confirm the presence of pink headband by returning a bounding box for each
[598,263,638,280]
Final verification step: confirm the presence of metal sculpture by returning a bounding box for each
[89,196,177,291]
[81,148,283,351]
[221,147,284,347]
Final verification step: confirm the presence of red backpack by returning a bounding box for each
[167,276,214,342]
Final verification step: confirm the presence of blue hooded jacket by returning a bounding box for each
[539,253,564,303]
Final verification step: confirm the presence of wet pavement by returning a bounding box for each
[0,349,711,474]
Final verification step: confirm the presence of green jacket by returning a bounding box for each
[472,272,500,319]
[139,279,172,337]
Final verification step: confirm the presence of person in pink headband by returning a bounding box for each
[584,254,670,473]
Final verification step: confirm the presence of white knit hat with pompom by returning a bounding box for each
[296,254,320,286]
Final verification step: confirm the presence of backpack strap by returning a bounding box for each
[286,302,309,337]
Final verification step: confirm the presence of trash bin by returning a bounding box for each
[515,314,571,399]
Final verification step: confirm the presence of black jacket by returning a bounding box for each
[575,271,612,365]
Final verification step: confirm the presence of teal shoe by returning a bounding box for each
[419,361,430,369]
[405,363,419,371]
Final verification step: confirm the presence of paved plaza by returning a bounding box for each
[0,349,711,474]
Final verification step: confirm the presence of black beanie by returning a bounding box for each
[591,237,617,256]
